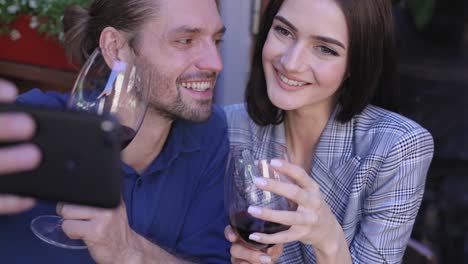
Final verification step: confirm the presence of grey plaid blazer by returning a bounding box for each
[225,103,434,264]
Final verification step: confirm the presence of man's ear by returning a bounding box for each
[99,27,132,68]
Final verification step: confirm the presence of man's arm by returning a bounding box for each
[59,202,196,264]
[124,231,195,264]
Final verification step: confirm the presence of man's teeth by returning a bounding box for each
[279,73,307,87]
[181,81,211,92]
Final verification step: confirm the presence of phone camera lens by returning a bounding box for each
[101,120,115,132]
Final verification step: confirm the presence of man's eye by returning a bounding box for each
[215,38,224,45]
[177,39,192,45]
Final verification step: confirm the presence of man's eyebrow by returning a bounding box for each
[170,26,202,34]
[170,25,227,35]
[274,15,345,50]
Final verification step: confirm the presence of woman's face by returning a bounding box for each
[262,0,349,114]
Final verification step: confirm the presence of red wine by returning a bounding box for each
[230,211,290,249]
[120,125,136,149]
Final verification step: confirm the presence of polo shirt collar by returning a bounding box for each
[144,119,201,175]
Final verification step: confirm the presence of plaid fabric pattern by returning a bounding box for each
[224,104,434,264]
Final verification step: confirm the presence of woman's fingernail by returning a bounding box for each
[248,206,262,215]
[260,255,272,264]
[270,159,282,167]
[227,230,236,241]
[253,177,267,186]
[249,233,261,241]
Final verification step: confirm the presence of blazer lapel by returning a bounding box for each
[310,106,361,223]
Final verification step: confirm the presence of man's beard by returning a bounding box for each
[137,57,215,122]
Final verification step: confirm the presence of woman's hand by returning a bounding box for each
[225,225,283,264]
[246,159,343,253]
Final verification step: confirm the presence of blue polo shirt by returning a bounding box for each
[0,89,230,263]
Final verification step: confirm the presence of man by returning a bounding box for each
[0,0,229,263]
[0,79,40,214]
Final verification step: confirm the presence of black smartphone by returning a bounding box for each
[0,103,122,208]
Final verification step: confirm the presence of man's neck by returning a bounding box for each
[121,108,173,174]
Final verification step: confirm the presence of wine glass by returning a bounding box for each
[30,47,150,249]
[225,140,297,250]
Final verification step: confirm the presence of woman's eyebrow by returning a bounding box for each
[274,15,297,32]
[274,15,345,50]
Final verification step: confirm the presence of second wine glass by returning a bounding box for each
[225,140,297,250]
[30,47,150,249]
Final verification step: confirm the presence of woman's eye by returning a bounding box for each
[273,25,293,38]
[317,46,338,56]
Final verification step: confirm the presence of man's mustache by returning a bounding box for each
[178,72,217,81]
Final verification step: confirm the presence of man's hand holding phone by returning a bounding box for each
[0,79,40,214]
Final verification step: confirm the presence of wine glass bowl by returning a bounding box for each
[30,48,150,249]
[67,48,149,149]
[225,141,297,250]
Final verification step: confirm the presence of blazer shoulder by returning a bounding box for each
[358,105,431,137]
[223,103,252,128]
[354,106,434,157]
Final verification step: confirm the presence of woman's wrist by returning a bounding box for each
[312,219,350,263]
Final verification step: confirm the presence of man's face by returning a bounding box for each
[136,0,225,122]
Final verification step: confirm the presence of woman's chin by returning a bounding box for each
[269,96,298,111]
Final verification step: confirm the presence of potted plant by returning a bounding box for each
[0,0,90,70]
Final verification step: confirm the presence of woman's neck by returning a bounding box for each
[121,107,173,174]
[284,104,335,172]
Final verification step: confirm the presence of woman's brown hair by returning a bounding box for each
[246,0,398,125]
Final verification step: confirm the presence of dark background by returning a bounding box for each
[394,0,468,263]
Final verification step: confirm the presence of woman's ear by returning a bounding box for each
[99,27,132,68]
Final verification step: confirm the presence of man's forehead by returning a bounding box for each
[158,0,223,33]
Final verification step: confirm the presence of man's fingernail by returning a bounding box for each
[260,255,272,264]
[11,114,35,135]
[17,144,41,168]
[270,159,282,167]
[56,203,63,215]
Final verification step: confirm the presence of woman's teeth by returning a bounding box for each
[181,81,211,92]
[278,73,307,87]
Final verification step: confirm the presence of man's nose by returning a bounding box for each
[196,42,223,73]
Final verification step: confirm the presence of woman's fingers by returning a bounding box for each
[225,225,238,242]
[230,243,273,264]
[249,229,298,245]
[247,206,316,226]
[253,176,313,206]
[270,159,318,190]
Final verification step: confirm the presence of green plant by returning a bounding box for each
[0,0,90,41]
[399,0,437,31]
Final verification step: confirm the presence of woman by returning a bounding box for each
[224,0,434,263]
